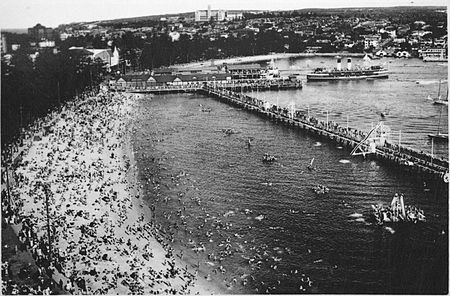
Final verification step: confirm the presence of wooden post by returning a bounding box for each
[45,185,52,263]
[431,137,434,165]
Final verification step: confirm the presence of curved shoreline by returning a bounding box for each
[4,89,225,294]
[176,52,366,68]
[124,94,227,294]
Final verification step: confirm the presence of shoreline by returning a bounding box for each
[176,52,366,68]
[3,89,225,294]
[123,94,227,294]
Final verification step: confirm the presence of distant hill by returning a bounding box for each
[97,11,195,25]
[81,10,264,26]
[1,28,28,34]
[66,6,445,27]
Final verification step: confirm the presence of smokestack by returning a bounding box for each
[347,58,352,71]
[208,5,211,20]
[336,57,342,71]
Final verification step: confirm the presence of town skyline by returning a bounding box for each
[0,0,447,29]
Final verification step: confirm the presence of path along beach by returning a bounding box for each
[176,52,365,68]
[2,87,224,294]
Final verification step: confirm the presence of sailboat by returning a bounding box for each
[428,105,448,141]
[428,80,448,105]
[433,86,448,106]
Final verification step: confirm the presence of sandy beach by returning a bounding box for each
[5,88,225,294]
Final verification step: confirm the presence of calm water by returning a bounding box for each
[131,57,448,294]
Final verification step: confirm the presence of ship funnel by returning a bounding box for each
[347,58,352,70]
[336,57,342,71]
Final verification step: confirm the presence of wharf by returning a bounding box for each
[111,78,302,94]
[117,83,449,183]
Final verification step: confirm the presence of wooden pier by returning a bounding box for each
[120,83,449,183]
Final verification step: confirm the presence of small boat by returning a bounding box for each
[262,153,277,162]
[313,184,329,195]
[428,132,449,141]
[428,105,448,141]
[433,99,448,106]
[222,128,238,135]
[371,193,425,225]
[433,86,449,105]
[428,80,449,105]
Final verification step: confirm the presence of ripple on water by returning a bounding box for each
[132,62,448,294]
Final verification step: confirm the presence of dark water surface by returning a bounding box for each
[131,57,448,294]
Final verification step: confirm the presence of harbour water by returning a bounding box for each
[131,57,448,294]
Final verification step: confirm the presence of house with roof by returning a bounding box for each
[69,46,119,69]
[111,72,232,89]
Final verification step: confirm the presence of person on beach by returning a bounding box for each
[1,87,218,295]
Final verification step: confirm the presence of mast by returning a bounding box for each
[437,80,441,99]
[437,106,442,135]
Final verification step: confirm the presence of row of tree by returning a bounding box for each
[120,30,366,71]
[1,48,105,146]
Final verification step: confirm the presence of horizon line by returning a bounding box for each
[0,4,446,30]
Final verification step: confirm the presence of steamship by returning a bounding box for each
[306,57,389,81]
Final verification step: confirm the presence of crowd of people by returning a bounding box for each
[210,86,448,179]
[371,193,426,225]
[1,87,216,294]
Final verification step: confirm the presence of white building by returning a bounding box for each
[11,44,21,51]
[1,34,6,54]
[364,35,381,49]
[38,40,56,48]
[60,32,72,41]
[225,10,243,21]
[195,5,225,22]
[69,46,120,68]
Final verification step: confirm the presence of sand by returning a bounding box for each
[8,88,225,294]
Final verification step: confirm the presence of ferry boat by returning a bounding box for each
[306,57,389,81]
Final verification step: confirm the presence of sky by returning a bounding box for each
[0,0,447,29]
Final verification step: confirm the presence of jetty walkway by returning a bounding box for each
[117,83,449,183]
[111,77,302,94]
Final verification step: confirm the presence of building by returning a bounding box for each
[60,32,72,41]
[396,51,411,58]
[225,10,243,21]
[69,46,120,68]
[421,48,447,62]
[11,44,21,51]
[364,35,381,49]
[1,33,6,54]
[225,63,264,79]
[38,40,56,48]
[28,23,54,41]
[195,5,225,22]
[112,72,231,89]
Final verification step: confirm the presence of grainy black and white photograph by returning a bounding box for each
[0,0,448,294]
